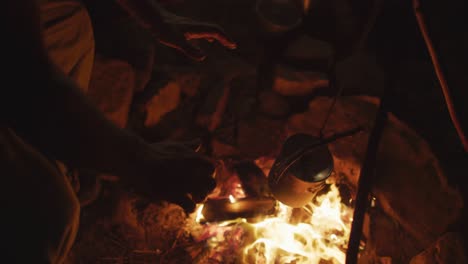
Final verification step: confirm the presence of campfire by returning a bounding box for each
[184,160,356,264]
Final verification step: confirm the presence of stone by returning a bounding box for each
[238,115,287,159]
[335,52,385,96]
[87,55,135,128]
[410,232,467,264]
[287,96,463,248]
[258,90,290,118]
[155,66,204,97]
[283,35,334,63]
[144,79,182,127]
[211,139,240,158]
[365,207,424,263]
[141,55,255,135]
[228,74,258,119]
[273,65,329,96]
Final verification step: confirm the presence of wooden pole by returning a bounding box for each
[345,93,388,264]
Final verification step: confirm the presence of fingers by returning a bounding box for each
[185,32,237,50]
[158,38,206,61]
[166,165,214,214]
[157,23,236,61]
[181,138,203,152]
[151,140,204,158]
[135,145,216,213]
[171,156,216,208]
[183,25,237,50]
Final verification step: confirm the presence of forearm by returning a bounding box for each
[8,66,155,181]
[5,0,151,180]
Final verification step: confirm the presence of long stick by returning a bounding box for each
[413,0,468,152]
[345,94,389,264]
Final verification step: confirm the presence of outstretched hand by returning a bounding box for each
[131,141,216,213]
[155,12,237,61]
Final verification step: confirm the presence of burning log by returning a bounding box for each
[200,197,277,223]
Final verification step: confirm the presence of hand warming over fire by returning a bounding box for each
[131,141,216,213]
[155,11,237,61]
[115,0,237,61]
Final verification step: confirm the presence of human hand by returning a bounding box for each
[132,141,216,213]
[154,11,237,61]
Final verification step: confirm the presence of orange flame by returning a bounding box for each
[188,184,353,263]
[243,184,352,263]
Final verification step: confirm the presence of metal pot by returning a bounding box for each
[268,134,333,207]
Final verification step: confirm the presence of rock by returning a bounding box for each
[273,65,329,96]
[140,66,210,130]
[142,55,255,136]
[258,90,290,118]
[238,115,287,159]
[287,96,463,248]
[366,207,424,263]
[211,139,240,158]
[155,66,205,97]
[335,52,385,96]
[228,74,258,118]
[283,35,333,63]
[144,79,182,127]
[410,232,467,264]
[87,55,135,128]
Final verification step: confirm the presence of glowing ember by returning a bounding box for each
[187,184,353,264]
[229,195,237,204]
[195,204,205,223]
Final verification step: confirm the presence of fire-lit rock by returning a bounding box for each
[87,55,136,128]
[273,65,329,96]
[258,90,291,118]
[238,115,287,158]
[283,35,333,64]
[410,232,467,264]
[144,78,182,127]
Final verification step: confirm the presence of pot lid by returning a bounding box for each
[269,133,334,184]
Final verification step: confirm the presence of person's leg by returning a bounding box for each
[40,0,95,92]
[39,0,96,195]
[1,127,80,263]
